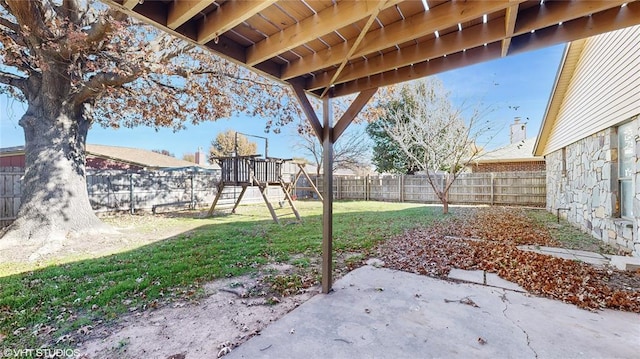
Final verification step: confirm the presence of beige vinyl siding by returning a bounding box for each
[543,25,640,155]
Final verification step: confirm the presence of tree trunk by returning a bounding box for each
[442,198,449,214]
[0,103,112,255]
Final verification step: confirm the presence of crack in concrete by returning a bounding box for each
[499,291,538,359]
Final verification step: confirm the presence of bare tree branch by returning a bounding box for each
[73,69,140,104]
[5,0,50,46]
[61,0,81,23]
[0,14,18,32]
[84,8,127,46]
[0,70,27,92]
[173,67,286,88]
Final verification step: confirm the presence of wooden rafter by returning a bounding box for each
[121,0,137,9]
[246,0,401,66]
[309,0,638,91]
[167,0,214,30]
[329,42,504,98]
[281,0,521,80]
[198,0,278,45]
[510,1,640,55]
[513,0,631,36]
[501,1,519,57]
[308,19,505,91]
[319,2,386,98]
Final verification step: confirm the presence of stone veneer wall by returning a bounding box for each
[546,120,639,256]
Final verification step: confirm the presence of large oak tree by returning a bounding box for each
[0,1,297,245]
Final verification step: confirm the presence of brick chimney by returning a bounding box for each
[510,117,526,144]
[194,147,205,165]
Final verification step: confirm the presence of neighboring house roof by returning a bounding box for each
[86,144,196,170]
[0,144,220,170]
[473,138,544,164]
[304,164,369,176]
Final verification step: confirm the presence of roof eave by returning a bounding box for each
[533,39,587,156]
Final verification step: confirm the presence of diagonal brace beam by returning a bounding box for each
[333,88,378,142]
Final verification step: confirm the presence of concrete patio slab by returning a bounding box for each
[573,255,609,267]
[543,251,579,261]
[567,249,609,259]
[228,266,639,359]
[447,268,485,285]
[536,246,571,254]
[448,269,526,292]
[485,273,526,292]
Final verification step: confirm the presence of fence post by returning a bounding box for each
[190,173,195,209]
[399,174,404,202]
[129,173,134,214]
[490,172,495,206]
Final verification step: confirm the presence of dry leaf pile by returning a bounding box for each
[377,207,640,312]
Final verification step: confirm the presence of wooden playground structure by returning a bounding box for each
[206,156,321,223]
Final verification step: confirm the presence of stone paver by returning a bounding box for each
[610,255,640,271]
[518,245,612,268]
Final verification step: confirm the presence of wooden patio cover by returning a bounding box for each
[103,0,640,293]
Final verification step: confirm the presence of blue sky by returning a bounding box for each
[0,44,565,160]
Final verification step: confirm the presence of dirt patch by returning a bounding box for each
[0,213,206,274]
[77,275,318,359]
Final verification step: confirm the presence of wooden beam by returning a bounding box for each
[308,20,505,91]
[321,96,334,294]
[509,1,640,56]
[122,0,138,9]
[167,0,214,30]
[319,3,384,98]
[289,80,324,141]
[281,0,520,80]
[197,0,278,45]
[513,0,631,36]
[501,1,519,57]
[100,1,284,84]
[333,88,378,142]
[329,42,503,98]
[246,0,401,66]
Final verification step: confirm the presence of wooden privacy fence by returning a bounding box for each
[0,168,286,228]
[311,171,546,207]
[2,168,546,227]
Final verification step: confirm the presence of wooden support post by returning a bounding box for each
[232,185,249,213]
[207,182,225,217]
[300,163,323,201]
[258,183,280,224]
[281,180,301,221]
[322,96,334,294]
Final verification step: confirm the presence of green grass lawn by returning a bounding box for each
[0,201,439,350]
